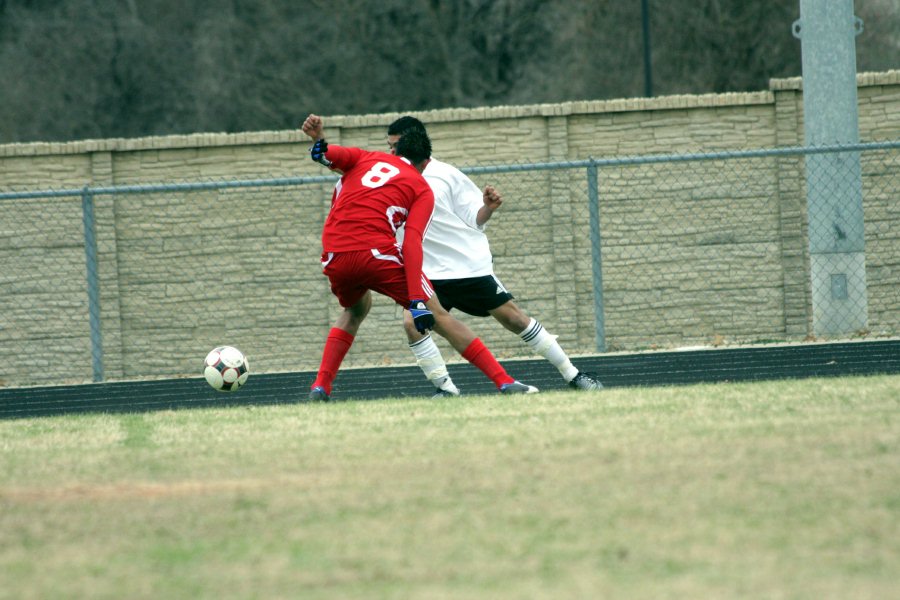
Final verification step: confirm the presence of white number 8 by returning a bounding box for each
[361,162,401,188]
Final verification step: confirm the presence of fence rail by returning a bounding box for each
[2,141,899,387]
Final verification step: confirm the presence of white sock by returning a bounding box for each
[409,334,459,393]
[519,318,579,382]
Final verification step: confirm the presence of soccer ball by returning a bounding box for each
[204,346,249,392]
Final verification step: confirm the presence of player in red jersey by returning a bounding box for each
[303,115,537,401]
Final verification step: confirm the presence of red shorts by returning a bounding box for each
[321,244,433,308]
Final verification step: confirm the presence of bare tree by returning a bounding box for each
[856,0,900,73]
[0,0,897,143]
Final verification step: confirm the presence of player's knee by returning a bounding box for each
[493,303,530,333]
[402,311,422,341]
[344,294,372,325]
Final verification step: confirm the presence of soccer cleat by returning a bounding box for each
[500,381,539,394]
[308,386,331,402]
[431,388,461,399]
[568,371,604,391]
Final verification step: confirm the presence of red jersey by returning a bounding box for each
[321,145,434,300]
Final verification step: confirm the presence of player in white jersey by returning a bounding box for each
[385,116,603,396]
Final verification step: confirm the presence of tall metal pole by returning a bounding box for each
[793,0,867,336]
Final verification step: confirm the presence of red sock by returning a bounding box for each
[312,328,355,394]
[461,338,515,389]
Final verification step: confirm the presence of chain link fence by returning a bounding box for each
[2,141,898,388]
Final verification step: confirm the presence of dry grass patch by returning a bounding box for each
[1,375,898,599]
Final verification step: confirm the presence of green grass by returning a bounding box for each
[1,376,899,599]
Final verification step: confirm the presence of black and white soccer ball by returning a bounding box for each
[203,346,249,392]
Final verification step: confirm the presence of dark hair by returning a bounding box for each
[395,128,432,165]
[387,115,427,136]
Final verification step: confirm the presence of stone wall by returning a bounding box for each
[1,71,898,387]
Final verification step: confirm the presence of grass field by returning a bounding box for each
[1,375,898,599]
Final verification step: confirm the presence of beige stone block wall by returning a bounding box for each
[1,71,898,386]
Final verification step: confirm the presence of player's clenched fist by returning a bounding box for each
[301,114,324,140]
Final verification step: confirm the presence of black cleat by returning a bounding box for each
[309,386,331,402]
[568,371,604,391]
[500,381,539,394]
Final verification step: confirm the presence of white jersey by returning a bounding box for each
[417,157,494,279]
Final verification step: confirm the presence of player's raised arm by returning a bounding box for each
[301,113,337,168]
[476,185,503,226]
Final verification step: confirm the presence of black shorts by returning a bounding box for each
[432,274,515,317]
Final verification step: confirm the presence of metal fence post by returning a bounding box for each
[587,162,606,352]
[81,188,104,382]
